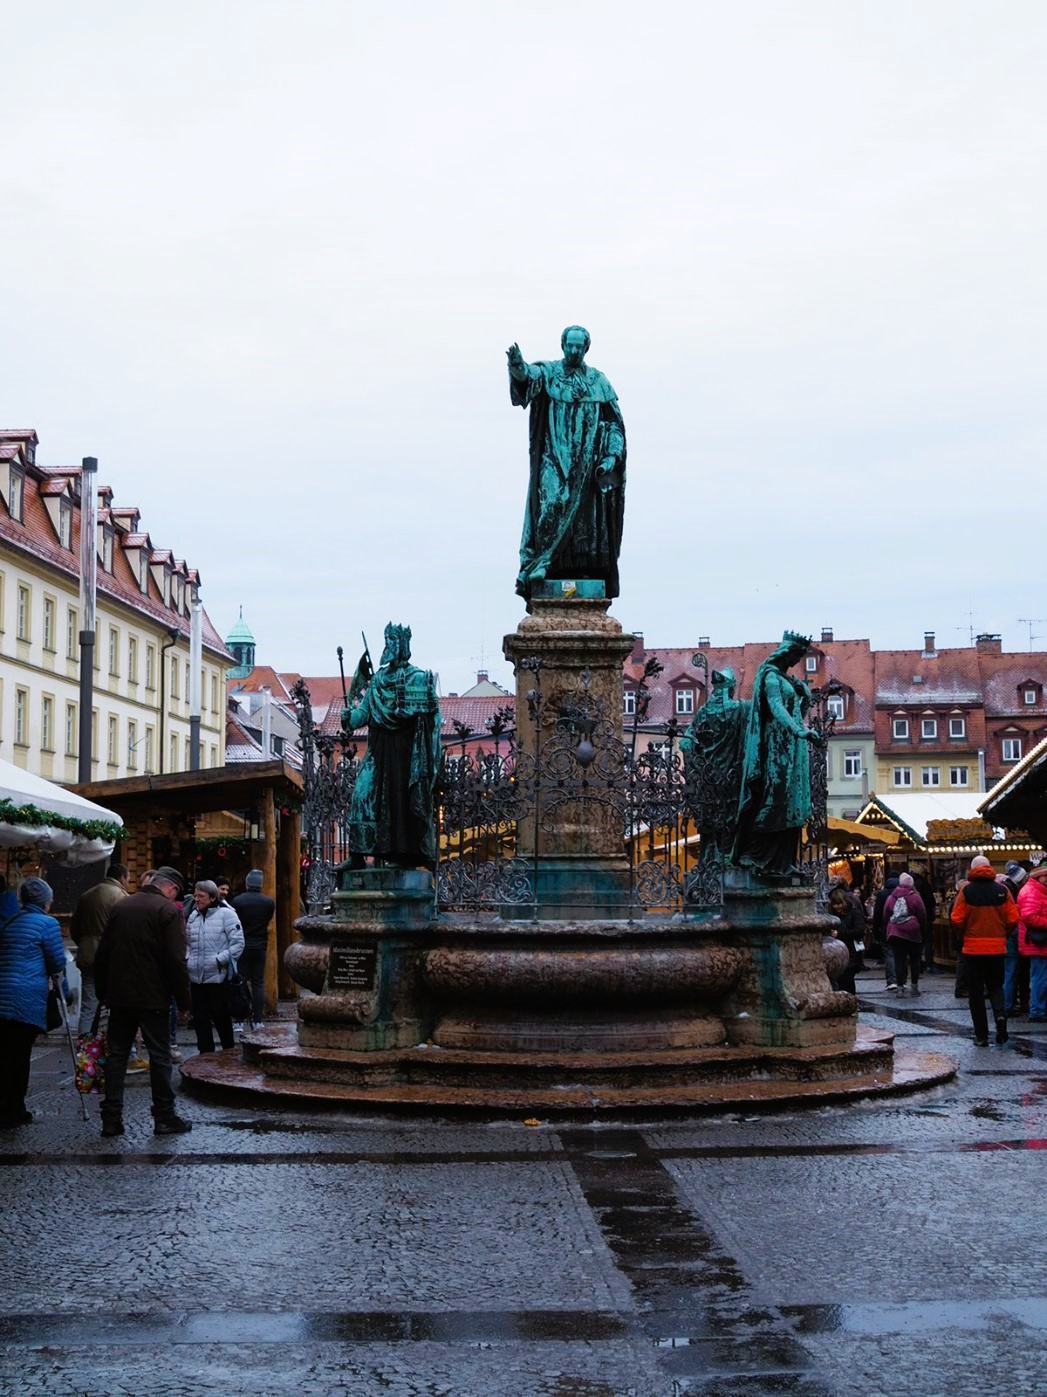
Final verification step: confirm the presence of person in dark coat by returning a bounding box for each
[829,887,865,995]
[94,865,192,1137]
[71,862,129,1034]
[872,877,900,985]
[0,878,65,1129]
[232,869,275,1029]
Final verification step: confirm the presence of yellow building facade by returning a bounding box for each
[0,430,231,782]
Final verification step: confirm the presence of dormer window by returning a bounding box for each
[949,717,966,739]
[59,499,72,549]
[826,694,845,721]
[921,717,937,740]
[99,527,114,572]
[623,689,637,716]
[675,687,695,716]
[1003,737,1022,763]
[805,655,818,673]
[893,717,909,740]
[1024,686,1040,706]
[8,468,24,522]
[140,553,149,593]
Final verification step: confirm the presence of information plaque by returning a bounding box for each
[329,942,378,991]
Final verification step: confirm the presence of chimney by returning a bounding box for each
[631,632,645,662]
[476,669,488,683]
[698,635,710,648]
[821,627,833,644]
[975,633,1002,655]
[923,631,936,655]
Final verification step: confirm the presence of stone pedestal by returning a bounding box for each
[503,584,634,917]
[287,867,433,1051]
[719,871,857,1049]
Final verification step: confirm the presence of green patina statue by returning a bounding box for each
[681,666,750,860]
[342,624,442,870]
[507,326,626,600]
[732,631,822,877]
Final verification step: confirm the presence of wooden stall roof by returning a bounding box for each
[980,735,1047,840]
[71,760,303,815]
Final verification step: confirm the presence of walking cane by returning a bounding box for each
[52,974,90,1123]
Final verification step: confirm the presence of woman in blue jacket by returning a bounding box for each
[0,877,66,1129]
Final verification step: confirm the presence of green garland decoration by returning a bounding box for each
[0,798,124,843]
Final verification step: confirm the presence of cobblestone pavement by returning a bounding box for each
[3,967,1047,1395]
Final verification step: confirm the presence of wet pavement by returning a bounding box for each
[3,967,1047,1395]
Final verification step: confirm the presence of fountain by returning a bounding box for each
[183,328,954,1110]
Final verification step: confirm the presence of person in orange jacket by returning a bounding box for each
[950,854,1020,1045]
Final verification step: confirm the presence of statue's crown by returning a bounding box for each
[385,622,411,645]
[781,628,811,648]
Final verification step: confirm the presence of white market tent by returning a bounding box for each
[0,757,123,865]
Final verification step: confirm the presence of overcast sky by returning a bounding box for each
[4,2,1045,691]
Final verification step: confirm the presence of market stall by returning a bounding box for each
[0,758,124,872]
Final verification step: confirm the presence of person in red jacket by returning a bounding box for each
[1017,863,1047,1022]
[950,854,1020,1045]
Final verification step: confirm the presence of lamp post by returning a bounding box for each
[77,457,97,783]
[158,626,181,774]
[189,595,202,770]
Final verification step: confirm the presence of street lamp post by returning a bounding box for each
[77,457,98,783]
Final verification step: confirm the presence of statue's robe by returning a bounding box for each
[347,664,442,868]
[732,665,813,876]
[511,360,626,599]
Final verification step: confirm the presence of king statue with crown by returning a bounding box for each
[342,623,442,870]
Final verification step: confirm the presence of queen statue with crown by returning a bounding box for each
[732,630,824,877]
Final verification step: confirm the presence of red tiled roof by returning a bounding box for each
[439,696,515,739]
[0,436,233,662]
[228,666,294,702]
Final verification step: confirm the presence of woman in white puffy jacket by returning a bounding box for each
[185,880,244,1054]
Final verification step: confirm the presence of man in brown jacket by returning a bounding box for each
[71,863,129,1034]
[94,866,192,1137]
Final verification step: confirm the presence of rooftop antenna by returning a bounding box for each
[1017,618,1047,652]
[955,601,976,646]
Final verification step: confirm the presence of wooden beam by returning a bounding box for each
[261,788,278,1014]
[276,807,300,999]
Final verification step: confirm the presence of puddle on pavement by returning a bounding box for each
[783,1298,1047,1335]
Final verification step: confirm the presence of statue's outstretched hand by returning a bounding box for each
[507,343,527,381]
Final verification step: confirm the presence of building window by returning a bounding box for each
[843,750,862,779]
[827,694,845,721]
[623,689,636,716]
[921,718,937,740]
[892,766,912,788]
[128,636,138,683]
[184,661,190,701]
[949,717,965,739]
[101,528,113,572]
[210,673,219,715]
[169,734,178,771]
[139,553,149,594]
[209,743,218,767]
[950,767,969,787]
[184,736,191,767]
[171,655,180,698]
[128,719,138,769]
[1025,688,1038,706]
[107,716,118,766]
[42,597,56,653]
[59,500,72,549]
[66,606,78,660]
[1002,738,1022,763]
[14,688,28,746]
[145,644,156,690]
[144,727,154,773]
[108,626,119,676]
[892,717,909,740]
[805,655,818,673]
[41,696,54,752]
[921,767,941,787]
[9,468,24,522]
[65,702,77,756]
[675,688,694,716]
[16,584,30,641]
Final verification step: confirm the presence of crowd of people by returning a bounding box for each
[828,854,1047,1047]
[0,863,275,1136]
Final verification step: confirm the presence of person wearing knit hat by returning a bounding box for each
[951,856,1020,1045]
[882,873,928,996]
[0,878,66,1129]
[232,870,274,1030]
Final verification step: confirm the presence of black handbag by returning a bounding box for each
[46,985,62,1031]
[225,962,252,1021]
